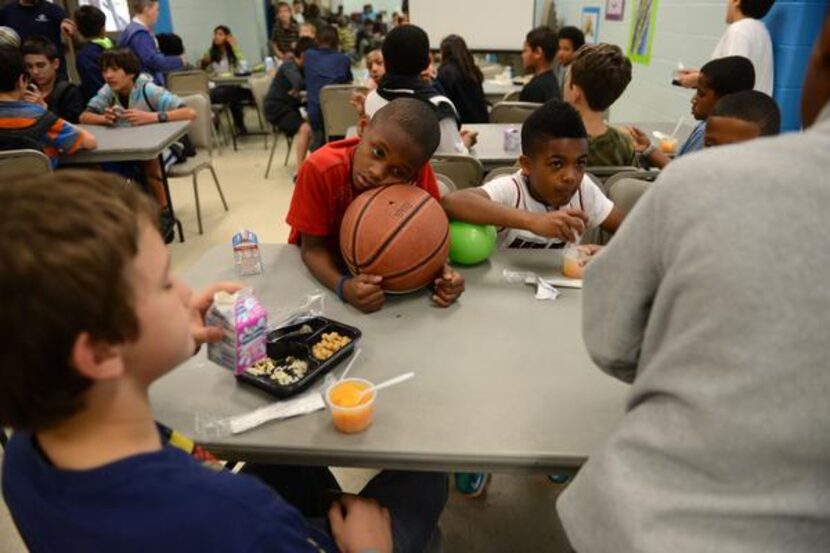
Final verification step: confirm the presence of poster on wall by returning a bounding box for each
[628,0,659,65]
[581,7,601,45]
[606,0,625,21]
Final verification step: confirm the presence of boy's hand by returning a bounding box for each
[103,107,119,125]
[529,209,589,243]
[343,274,385,313]
[60,18,76,36]
[23,86,46,109]
[460,129,479,150]
[328,495,393,553]
[190,281,245,346]
[627,126,651,153]
[432,265,465,307]
[675,68,699,88]
[122,109,159,126]
[350,92,367,117]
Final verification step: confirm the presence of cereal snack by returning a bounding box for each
[312,332,352,360]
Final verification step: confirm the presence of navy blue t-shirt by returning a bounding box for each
[0,0,67,77]
[2,432,337,552]
[303,48,353,132]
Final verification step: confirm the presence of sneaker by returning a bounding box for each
[547,474,570,484]
[454,472,490,498]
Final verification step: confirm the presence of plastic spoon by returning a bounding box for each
[357,372,415,401]
[669,117,684,139]
[338,348,362,381]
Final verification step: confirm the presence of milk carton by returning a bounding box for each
[232,229,263,277]
[206,288,268,374]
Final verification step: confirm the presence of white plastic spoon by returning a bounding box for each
[357,372,415,401]
[338,348,362,381]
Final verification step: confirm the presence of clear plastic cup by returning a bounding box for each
[562,246,591,279]
[660,137,679,154]
[325,378,376,434]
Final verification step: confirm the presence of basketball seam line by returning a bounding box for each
[381,226,450,282]
[347,186,386,272]
[355,193,432,270]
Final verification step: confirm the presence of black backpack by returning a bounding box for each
[0,110,59,153]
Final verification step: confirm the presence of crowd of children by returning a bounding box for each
[2,0,823,551]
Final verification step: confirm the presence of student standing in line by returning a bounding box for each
[118,0,185,86]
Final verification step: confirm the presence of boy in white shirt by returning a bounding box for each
[678,0,775,94]
[441,99,623,249]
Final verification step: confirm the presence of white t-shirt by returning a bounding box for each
[711,18,774,95]
[481,170,614,249]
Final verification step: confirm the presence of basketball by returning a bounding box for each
[340,185,450,293]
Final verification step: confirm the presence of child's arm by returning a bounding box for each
[628,126,670,169]
[442,188,588,243]
[300,234,385,313]
[599,206,624,234]
[122,106,196,126]
[76,126,97,150]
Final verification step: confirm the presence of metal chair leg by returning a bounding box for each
[209,165,228,211]
[284,135,294,166]
[226,109,237,151]
[265,131,279,179]
[192,173,203,235]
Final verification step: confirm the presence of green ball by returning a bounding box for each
[448,221,497,265]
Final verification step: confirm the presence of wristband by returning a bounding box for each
[336,275,352,302]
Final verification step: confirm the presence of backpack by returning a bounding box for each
[141,83,197,162]
[0,110,59,153]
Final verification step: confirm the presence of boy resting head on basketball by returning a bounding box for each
[442,100,624,249]
[286,97,465,313]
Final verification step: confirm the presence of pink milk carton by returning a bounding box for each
[206,287,268,374]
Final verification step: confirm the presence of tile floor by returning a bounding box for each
[0,133,574,552]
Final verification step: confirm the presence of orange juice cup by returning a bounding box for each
[326,378,376,434]
[660,137,679,154]
[562,246,591,279]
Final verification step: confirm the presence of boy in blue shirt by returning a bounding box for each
[0,170,446,552]
[73,4,113,102]
[118,0,184,85]
[303,25,352,149]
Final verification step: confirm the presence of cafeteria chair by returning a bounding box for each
[489,101,542,124]
[502,89,521,102]
[434,172,457,197]
[482,164,519,184]
[430,154,484,189]
[0,149,52,178]
[248,74,294,178]
[320,84,369,143]
[167,70,228,151]
[604,169,659,190]
[586,165,644,186]
[608,177,652,215]
[169,93,229,235]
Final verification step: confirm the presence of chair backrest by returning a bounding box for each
[608,177,651,215]
[586,166,644,187]
[482,165,519,184]
[180,93,212,154]
[489,101,541,124]
[0,149,51,178]
[248,74,274,122]
[434,173,457,197]
[502,89,521,102]
[430,154,484,190]
[320,84,368,142]
[604,169,659,190]
[167,70,211,97]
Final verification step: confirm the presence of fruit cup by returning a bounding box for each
[562,246,592,279]
[325,378,376,434]
[659,137,679,154]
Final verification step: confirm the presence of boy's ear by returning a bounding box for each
[71,332,126,382]
[52,59,60,72]
[518,154,533,175]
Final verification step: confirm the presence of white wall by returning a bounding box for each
[554,0,728,124]
[169,0,269,65]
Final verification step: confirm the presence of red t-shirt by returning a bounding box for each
[286,137,440,252]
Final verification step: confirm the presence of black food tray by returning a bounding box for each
[235,316,361,399]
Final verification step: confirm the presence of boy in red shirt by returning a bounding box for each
[287,98,465,313]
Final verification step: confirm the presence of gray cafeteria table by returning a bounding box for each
[151,244,628,473]
[60,121,191,241]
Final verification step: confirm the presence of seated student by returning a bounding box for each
[200,25,253,135]
[364,47,385,89]
[364,25,477,154]
[442,100,623,249]
[437,34,489,124]
[264,36,315,169]
[299,21,317,40]
[704,89,780,146]
[0,47,95,165]
[519,26,561,104]
[119,0,185,86]
[80,49,195,213]
[564,43,635,167]
[631,56,756,168]
[21,36,84,123]
[303,25,352,148]
[0,170,448,553]
[270,1,299,60]
[554,26,585,96]
[356,18,376,58]
[286,98,465,313]
[337,16,356,59]
[73,5,112,103]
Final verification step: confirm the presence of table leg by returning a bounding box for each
[158,153,184,243]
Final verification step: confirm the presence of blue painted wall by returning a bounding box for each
[155,0,174,34]
[765,0,829,131]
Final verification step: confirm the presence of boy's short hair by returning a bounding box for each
[130,0,157,14]
[21,35,59,61]
[712,90,781,136]
[570,43,632,112]
[100,48,141,78]
[369,97,440,161]
[0,171,157,431]
[700,55,755,96]
[382,24,430,75]
[74,5,106,39]
[0,47,26,93]
[525,26,557,62]
[739,0,776,18]
[521,99,587,156]
[156,33,184,56]
[557,26,586,51]
[318,25,339,49]
[294,36,316,57]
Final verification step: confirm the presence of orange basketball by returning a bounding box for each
[340,184,450,293]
